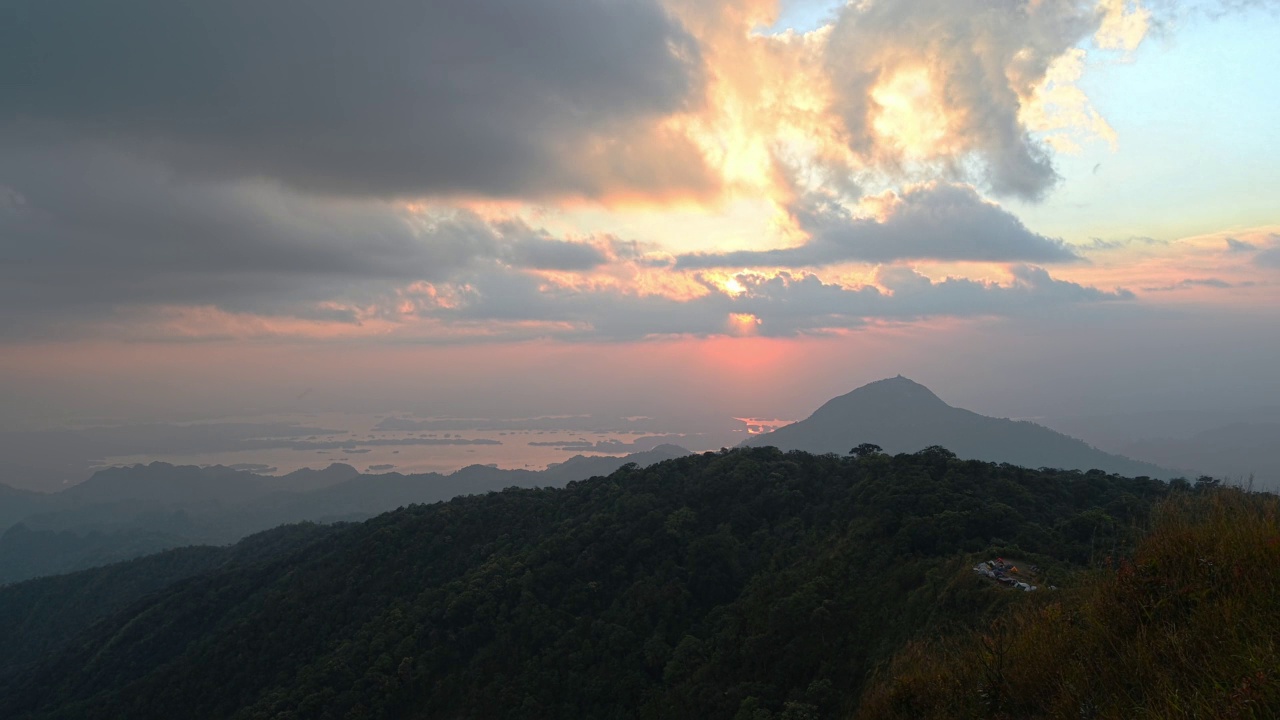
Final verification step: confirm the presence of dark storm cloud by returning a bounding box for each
[0,0,711,199]
[0,147,610,335]
[493,223,610,271]
[676,183,1080,269]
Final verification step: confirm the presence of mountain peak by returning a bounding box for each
[859,375,939,393]
[744,377,1170,477]
[811,376,949,421]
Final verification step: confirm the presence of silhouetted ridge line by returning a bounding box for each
[0,446,691,585]
[744,376,1172,477]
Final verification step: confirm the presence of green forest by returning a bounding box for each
[1,447,1272,719]
[856,484,1280,719]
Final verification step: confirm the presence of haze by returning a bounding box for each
[2,0,1277,485]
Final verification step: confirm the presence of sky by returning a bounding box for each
[1,0,1278,449]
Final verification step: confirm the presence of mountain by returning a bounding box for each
[0,522,341,677]
[238,445,693,528]
[0,448,1175,720]
[538,444,690,483]
[0,524,197,586]
[0,447,690,585]
[3,463,366,538]
[743,376,1171,477]
[271,462,362,493]
[58,462,275,506]
[0,483,46,529]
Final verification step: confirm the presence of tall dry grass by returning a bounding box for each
[855,487,1280,719]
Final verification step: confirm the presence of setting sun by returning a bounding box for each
[727,312,762,336]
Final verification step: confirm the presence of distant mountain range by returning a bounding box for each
[742,376,1171,478]
[0,444,689,585]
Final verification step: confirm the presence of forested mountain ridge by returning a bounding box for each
[744,376,1170,478]
[0,445,689,585]
[0,522,344,677]
[0,481,44,529]
[0,447,1173,719]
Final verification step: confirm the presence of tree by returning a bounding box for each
[1194,475,1221,491]
[916,445,956,460]
[849,443,884,458]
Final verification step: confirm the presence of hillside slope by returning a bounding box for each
[857,485,1280,719]
[0,522,341,677]
[0,448,1170,720]
[744,377,1169,478]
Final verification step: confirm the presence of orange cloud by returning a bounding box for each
[1020,48,1119,154]
[663,0,851,208]
[1061,227,1280,305]
[1096,0,1152,52]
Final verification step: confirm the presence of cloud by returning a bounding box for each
[1144,0,1280,23]
[424,263,1132,341]
[2,164,1120,343]
[492,223,610,271]
[676,183,1080,268]
[1081,236,1169,252]
[877,264,1135,316]
[823,0,1093,199]
[0,0,713,201]
[1141,278,1256,291]
[1226,237,1258,252]
[1256,236,1280,268]
[1096,0,1154,51]
[0,0,1212,349]
[0,147,611,336]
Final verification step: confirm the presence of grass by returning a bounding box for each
[855,486,1280,719]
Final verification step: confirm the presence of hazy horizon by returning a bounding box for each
[4,372,1277,493]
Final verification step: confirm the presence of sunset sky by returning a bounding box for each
[2,0,1277,438]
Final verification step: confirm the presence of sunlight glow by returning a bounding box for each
[727,312,762,336]
[734,417,793,434]
[871,67,950,160]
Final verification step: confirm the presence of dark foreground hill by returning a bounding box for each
[0,522,343,679]
[743,376,1170,478]
[0,447,1174,720]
